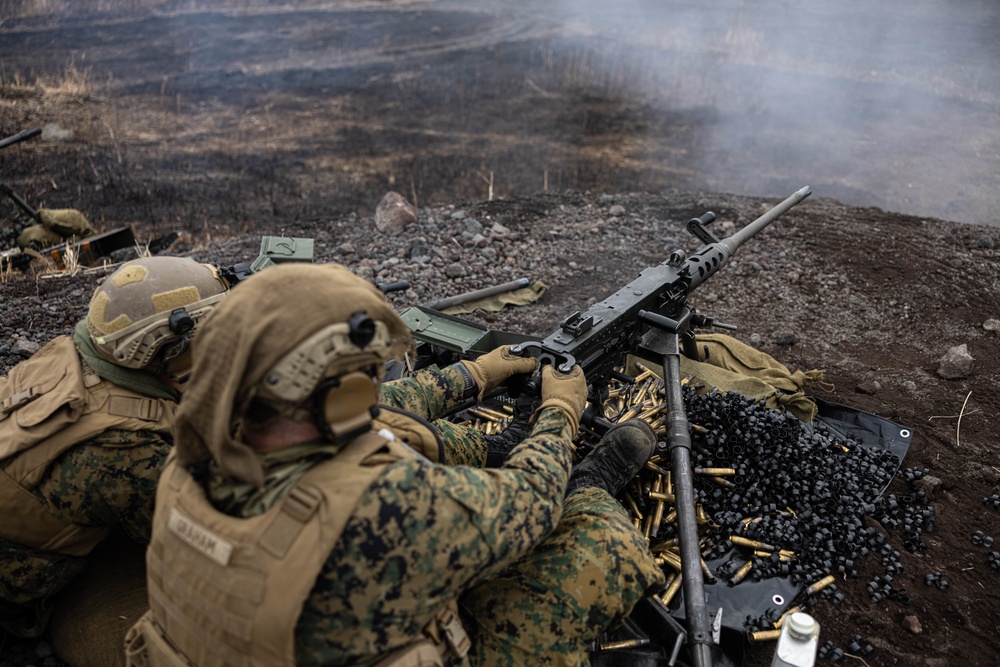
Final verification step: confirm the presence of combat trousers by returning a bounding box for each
[459,486,664,667]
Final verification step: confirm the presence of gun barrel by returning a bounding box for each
[721,186,811,254]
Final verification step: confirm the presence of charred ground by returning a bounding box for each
[1,2,999,666]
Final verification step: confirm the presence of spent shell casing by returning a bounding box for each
[805,574,836,596]
[598,638,651,651]
[624,491,644,521]
[730,560,753,585]
[651,538,679,553]
[651,488,666,539]
[645,460,672,477]
[648,491,676,503]
[750,629,782,643]
[773,605,804,629]
[655,551,683,572]
[696,504,709,525]
[694,467,737,476]
[700,557,716,583]
[729,535,778,552]
[661,574,682,606]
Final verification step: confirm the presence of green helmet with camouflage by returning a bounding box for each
[86,256,228,379]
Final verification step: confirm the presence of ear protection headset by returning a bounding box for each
[313,311,383,443]
[314,369,380,443]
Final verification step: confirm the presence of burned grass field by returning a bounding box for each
[1,1,999,665]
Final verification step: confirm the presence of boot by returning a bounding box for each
[566,419,657,495]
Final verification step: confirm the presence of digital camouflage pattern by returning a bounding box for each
[210,364,661,666]
[461,487,665,666]
[0,429,170,635]
[379,364,489,468]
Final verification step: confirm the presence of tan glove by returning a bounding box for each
[533,364,588,436]
[461,345,539,401]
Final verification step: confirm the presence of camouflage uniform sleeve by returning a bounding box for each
[295,408,575,664]
[33,430,172,543]
[378,365,468,422]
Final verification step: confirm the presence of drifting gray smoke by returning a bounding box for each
[520,0,1000,225]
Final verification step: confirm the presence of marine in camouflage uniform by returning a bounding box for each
[0,258,228,655]
[129,263,663,667]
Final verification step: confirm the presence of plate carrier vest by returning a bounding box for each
[126,428,469,667]
[0,336,175,556]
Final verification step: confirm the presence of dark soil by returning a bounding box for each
[1,2,999,666]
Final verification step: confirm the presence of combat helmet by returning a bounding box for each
[86,256,228,379]
[244,264,408,442]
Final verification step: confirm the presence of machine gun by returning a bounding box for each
[512,186,811,667]
[400,186,812,667]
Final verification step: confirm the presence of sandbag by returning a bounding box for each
[16,223,63,249]
[38,208,94,237]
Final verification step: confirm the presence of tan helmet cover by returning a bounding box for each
[87,256,228,370]
[174,262,413,487]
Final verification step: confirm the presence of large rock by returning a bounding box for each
[936,343,974,379]
[375,191,418,234]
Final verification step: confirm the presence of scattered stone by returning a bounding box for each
[902,380,918,392]
[462,218,484,236]
[902,615,923,635]
[984,319,1000,332]
[13,339,41,358]
[976,235,995,250]
[608,204,626,217]
[774,332,799,346]
[490,222,511,236]
[409,237,431,263]
[374,191,418,234]
[445,262,467,278]
[337,242,356,255]
[913,475,944,500]
[450,210,467,220]
[936,344,974,380]
[855,382,878,395]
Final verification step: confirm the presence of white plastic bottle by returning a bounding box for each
[771,612,820,667]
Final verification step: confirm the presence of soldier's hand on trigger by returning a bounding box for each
[461,345,539,402]
[535,364,587,436]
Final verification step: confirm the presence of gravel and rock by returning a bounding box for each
[3,188,998,665]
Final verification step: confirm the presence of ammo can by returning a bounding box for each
[771,612,820,667]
